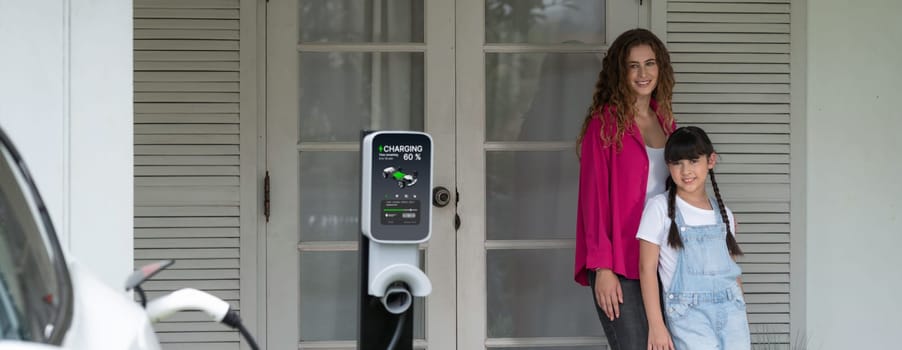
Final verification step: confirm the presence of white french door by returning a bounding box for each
[266,1,642,349]
[456,1,642,348]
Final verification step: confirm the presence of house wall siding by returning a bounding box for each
[667,0,792,345]
[134,0,242,348]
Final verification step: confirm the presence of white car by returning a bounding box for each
[0,342,72,350]
[0,127,160,349]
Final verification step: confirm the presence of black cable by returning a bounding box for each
[222,309,260,350]
[385,311,407,350]
[135,286,147,307]
[236,321,260,350]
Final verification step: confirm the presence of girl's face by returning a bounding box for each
[668,153,717,195]
[626,44,659,98]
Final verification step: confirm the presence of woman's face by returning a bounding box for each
[625,44,659,98]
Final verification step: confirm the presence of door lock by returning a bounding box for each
[432,187,451,207]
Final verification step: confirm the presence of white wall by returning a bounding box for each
[0,0,133,289]
[807,0,902,348]
[0,2,66,235]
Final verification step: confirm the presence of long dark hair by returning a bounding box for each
[577,28,675,152]
[664,126,743,256]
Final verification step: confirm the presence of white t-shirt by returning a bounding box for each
[645,146,667,201]
[636,193,736,292]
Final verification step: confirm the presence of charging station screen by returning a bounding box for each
[381,199,419,225]
[369,133,431,241]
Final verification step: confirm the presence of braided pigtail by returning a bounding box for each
[666,176,683,249]
[709,169,743,256]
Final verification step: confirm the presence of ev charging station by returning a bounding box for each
[359,131,433,350]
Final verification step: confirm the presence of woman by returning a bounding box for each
[574,28,675,350]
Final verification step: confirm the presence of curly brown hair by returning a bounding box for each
[577,28,675,152]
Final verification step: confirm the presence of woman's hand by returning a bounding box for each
[647,324,674,350]
[593,269,623,320]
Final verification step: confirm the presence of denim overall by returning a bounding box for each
[664,197,751,349]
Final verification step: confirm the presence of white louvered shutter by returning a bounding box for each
[668,0,792,346]
[134,0,242,349]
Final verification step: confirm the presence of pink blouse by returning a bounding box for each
[574,103,674,286]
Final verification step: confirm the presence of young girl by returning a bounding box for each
[636,126,750,350]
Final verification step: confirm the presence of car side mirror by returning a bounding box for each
[124,259,174,307]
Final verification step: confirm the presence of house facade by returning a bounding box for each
[3,0,901,349]
[133,0,798,348]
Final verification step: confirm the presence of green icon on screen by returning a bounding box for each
[382,166,418,188]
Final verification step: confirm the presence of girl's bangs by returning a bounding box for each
[664,130,713,162]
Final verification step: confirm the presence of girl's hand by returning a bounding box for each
[593,269,623,320]
[647,324,674,350]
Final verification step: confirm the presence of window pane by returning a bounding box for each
[300,0,424,42]
[487,151,578,240]
[299,152,359,241]
[300,52,425,142]
[299,251,358,341]
[486,53,601,142]
[485,0,605,44]
[487,249,601,338]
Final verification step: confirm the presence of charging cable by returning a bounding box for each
[385,311,407,350]
[145,288,260,350]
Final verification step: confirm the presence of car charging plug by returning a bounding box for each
[145,288,259,350]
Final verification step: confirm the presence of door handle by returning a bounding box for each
[432,186,451,207]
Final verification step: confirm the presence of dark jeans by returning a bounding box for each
[588,270,648,350]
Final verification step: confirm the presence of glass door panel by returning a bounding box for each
[298,152,360,242]
[299,52,424,142]
[457,0,640,348]
[485,53,601,142]
[269,0,440,349]
[486,150,579,240]
[486,249,602,338]
[485,0,606,44]
[299,0,425,42]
